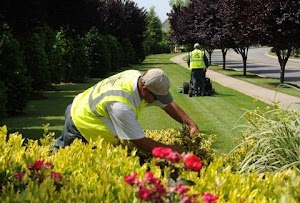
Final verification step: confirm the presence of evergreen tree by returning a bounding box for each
[144,7,163,55]
[84,28,111,78]
[23,32,50,94]
[0,29,31,115]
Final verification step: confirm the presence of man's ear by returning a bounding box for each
[140,84,147,94]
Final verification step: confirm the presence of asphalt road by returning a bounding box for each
[210,47,300,86]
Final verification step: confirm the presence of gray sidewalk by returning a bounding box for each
[170,53,300,112]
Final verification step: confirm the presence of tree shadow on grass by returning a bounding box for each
[141,62,175,65]
[208,91,236,97]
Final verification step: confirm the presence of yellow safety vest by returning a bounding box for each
[71,70,147,143]
[189,49,206,69]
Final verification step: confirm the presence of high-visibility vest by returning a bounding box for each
[71,70,147,143]
[189,49,206,69]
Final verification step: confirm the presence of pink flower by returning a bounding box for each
[202,193,219,203]
[166,151,182,163]
[152,147,173,159]
[44,162,54,169]
[144,171,160,184]
[124,172,138,185]
[137,188,153,201]
[50,171,62,181]
[154,182,167,196]
[181,194,200,203]
[28,159,44,170]
[172,184,189,194]
[184,154,202,171]
[14,172,25,181]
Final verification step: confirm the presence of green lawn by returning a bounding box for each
[2,53,272,155]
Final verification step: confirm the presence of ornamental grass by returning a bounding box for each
[228,104,300,175]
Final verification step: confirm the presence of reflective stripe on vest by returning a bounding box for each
[71,70,144,143]
[190,49,206,69]
[88,85,136,119]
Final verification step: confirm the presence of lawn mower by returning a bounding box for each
[179,71,214,97]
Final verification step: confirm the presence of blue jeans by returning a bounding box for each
[54,104,88,148]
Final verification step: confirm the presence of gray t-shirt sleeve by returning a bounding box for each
[106,102,145,140]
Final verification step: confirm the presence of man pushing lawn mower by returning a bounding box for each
[186,43,212,97]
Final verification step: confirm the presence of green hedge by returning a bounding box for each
[1,125,299,202]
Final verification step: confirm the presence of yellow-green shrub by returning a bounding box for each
[1,125,300,202]
[121,124,216,166]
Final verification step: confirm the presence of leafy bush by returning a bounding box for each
[121,124,216,166]
[120,38,136,66]
[0,125,143,202]
[1,125,300,202]
[84,27,111,78]
[47,27,66,84]
[23,32,51,94]
[105,35,123,72]
[0,82,7,118]
[68,35,89,83]
[125,147,206,202]
[0,30,31,115]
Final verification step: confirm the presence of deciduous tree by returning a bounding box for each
[259,0,300,83]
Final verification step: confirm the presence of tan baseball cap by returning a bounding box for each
[141,69,173,104]
[194,43,200,48]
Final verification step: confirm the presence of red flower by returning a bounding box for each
[124,172,138,185]
[137,188,153,201]
[14,172,25,181]
[166,151,182,163]
[202,192,219,203]
[28,159,44,170]
[50,171,62,181]
[183,154,202,171]
[152,147,173,159]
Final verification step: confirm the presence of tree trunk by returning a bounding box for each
[234,47,248,76]
[275,48,292,84]
[221,48,228,70]
[206,48,214,65]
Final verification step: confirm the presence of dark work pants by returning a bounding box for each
[191,68,205,94]
[54,104,88,148]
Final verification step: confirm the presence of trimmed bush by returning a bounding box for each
[0,30,31,115]
[0,82,7,118]
[120,38,135,66]
[105,35,123,72]
[22,32,50,94]
[68,35,89,83]
[1,125,300,202]
[84,28,111,78]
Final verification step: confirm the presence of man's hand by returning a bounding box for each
[189,125,199,137]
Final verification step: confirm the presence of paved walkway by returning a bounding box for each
[170,53,300,112]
